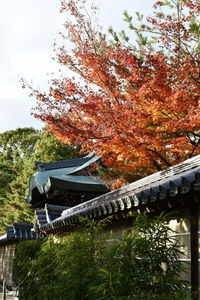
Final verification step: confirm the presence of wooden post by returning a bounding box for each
[190,201,199,300]
[2,279,6,300]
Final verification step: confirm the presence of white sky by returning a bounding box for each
[0,0,154,133]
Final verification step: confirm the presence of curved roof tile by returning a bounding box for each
[38,155,200,234]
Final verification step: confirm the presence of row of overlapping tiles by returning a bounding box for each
[35,155,200,233]
[0,223,46,245]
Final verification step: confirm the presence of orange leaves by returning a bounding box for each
[30,0,200,183]
[53,91,65,101]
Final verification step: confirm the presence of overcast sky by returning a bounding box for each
[0,0,154,133]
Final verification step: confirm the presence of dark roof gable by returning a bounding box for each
[35,156,93,171]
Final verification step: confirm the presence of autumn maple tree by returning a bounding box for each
[29,0,200,184]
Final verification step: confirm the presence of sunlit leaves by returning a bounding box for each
[29,0,200,186]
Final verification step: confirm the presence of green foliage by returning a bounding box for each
[0,128,39,232]
[0,127,81,234]
[189,20,200,37]
[14,214,189,300]
[14,218,110,300]
[34,129,81,162]
[110,0,200,56]
[94,213,189,300]
[13,238,46,299]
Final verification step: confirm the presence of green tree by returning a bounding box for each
[0,128,39,232]
[34,129,81,162]
[0,127,81,234]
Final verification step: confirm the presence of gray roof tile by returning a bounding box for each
[35,157,93,171]
[37,154,200,234]
[34,204,69,230]
[0,222,45,244]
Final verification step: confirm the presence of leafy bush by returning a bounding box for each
[91,213,189,300]
[14,214,189,300]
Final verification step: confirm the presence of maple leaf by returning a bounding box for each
[26,0,200,186]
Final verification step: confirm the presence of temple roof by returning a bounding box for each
[25,153,108,207]
[35,154,200,234]
[0,222,45,245]
[35,152,96,171]
[34,204,69,232]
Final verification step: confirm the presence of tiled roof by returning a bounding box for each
[0,222,45,245]
[26,154,107,206]
[35,157,93,171]
[34,204,69,231]
[38,155,200,234]
[44,175,109,193]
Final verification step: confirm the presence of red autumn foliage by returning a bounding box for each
[30,0,200,182]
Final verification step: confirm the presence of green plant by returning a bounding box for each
[14,218,110,300]
[13,238,45,299]
[14,213,189,300]
[90,213,189,300]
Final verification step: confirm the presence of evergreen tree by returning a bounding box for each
[0,127,80,234]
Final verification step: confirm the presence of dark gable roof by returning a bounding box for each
[26,153,107,206]
[37,154,200,234]
[45,175,108,194]
[35,157,93,171]
[0,222,45,245]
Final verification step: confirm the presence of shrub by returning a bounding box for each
[91,213,189,300]
[14,214,189,300]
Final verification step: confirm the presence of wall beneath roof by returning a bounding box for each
[165,206,200,287]
[168,208,191,284]
[0,243,16,287]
